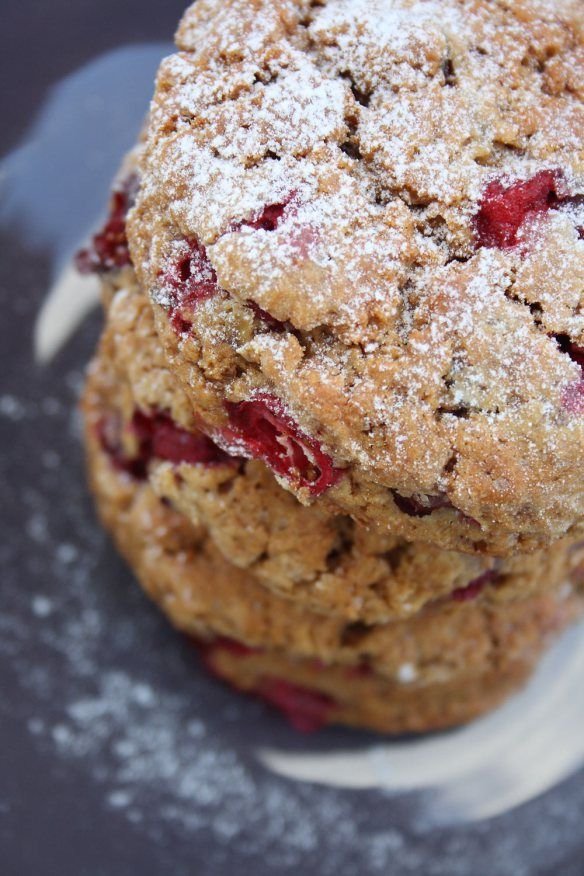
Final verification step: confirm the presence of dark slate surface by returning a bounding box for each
[0,2,582,873]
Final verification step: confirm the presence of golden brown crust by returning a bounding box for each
[82,377,583,733]
[201,645,538,735]
[78,3,584,732]
[82,365,583,682]
[92,275,584,623]
[128,0,584,555]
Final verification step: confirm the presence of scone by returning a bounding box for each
[126,0,584,555]
[88,264,584,624]
[83,378,584,734]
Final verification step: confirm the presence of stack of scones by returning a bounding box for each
[79,0,584,733]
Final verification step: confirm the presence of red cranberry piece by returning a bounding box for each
[224,393,343,497]
[451,569,498,603]
[244,202,288,232]
[97,414,148,480]
[246,300,288,332]
[131,411,234,467]
[165,199,294,333]
[474,169,566,249]
[234,198,292,234]
[345,662,374,679]
[256,678,335,733]
[555,335,584,370]
[197,637,260,681]
[132,411,234,466]
[205,636,259,659]
[566,344,584,370]
[76,174,139,274]
[99,408,235,479]
[392,491,453,518]
[163,239,219,333]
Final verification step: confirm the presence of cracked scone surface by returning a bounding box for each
[91,272,584,623]
[128,0,584,555]
[82,375,584,733]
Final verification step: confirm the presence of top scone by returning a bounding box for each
[128,0,584,556]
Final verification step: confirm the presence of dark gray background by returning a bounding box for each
[0,2,583,874]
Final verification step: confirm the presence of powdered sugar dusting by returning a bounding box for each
[128,0,584,549]
[2,25,584,871]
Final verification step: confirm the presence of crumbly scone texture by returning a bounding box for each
[92,269,584,623]
[82,379,584,733]
[82,359,584,681]
[197,638,542,735]
[128,0,584,555]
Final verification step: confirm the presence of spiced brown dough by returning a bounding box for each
[82,373,584,734]
[128,0,584,556]
[91,270,584,624]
